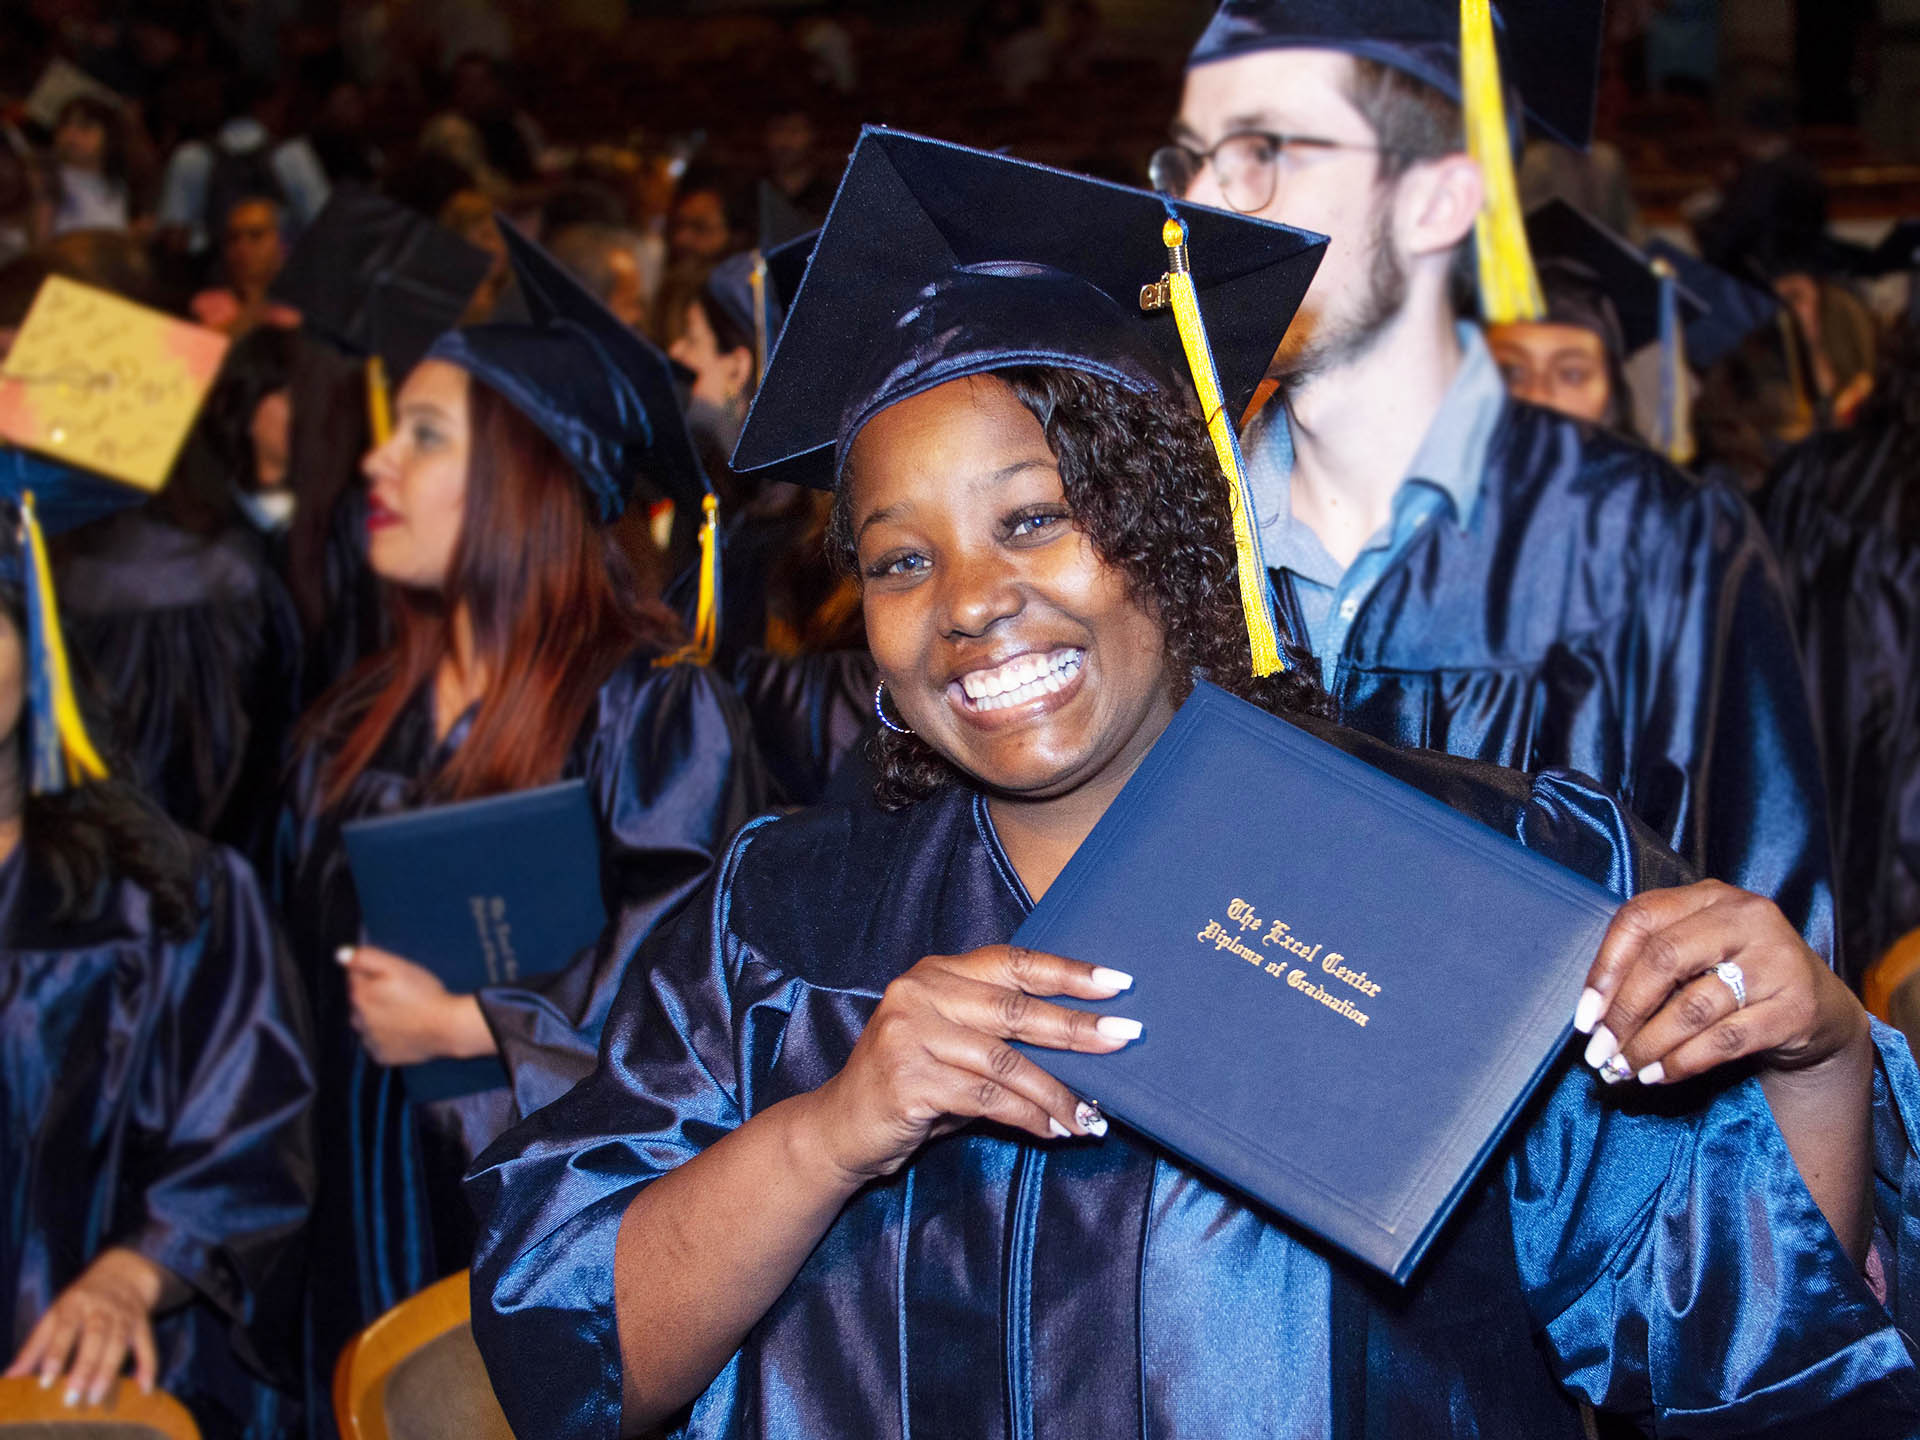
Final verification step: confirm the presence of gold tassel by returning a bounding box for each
[655,493,721,668]
[367,355,393,447]
[22,491,107,786]
[748,255,771,384]
[1649,257,1696,467]
[1143,215,1287,677]
[1461,0,1544,324]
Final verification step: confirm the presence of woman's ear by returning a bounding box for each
[719,347,756,409]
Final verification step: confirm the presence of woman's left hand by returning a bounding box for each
[2,1248,173,1406]
[1576,880,1868,1088]
[340,946,496,1067]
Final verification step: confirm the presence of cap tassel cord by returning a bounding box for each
[1461,0,1544,324]
[1146,214,1287,677]
[656,493,722,668]
[749,255,771,384]
[367,354,394,447]
[20,491,107,792]
[1651,258,1695,466]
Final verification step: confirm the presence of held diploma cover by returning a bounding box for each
[1013,682,1618,1283]
[343,780,606,1103]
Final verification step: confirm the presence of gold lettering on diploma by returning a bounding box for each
[1194,897,1379,1028]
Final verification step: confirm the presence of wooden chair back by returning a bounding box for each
[333,1272,513,1440]
[0,1375,199,1440]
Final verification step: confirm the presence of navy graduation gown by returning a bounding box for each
[0,843,314,1440]
[275,652,767,1423]
[1765,423,1920,983]
[469,718,1920,1440]
[56,510,305,865]
[1277,401,1837,962]
[725,647,876,807]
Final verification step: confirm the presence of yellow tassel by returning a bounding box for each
[21,491,107,786]
[1461,0,1544,324]
[1148,215,1286,677]
[367,355,393,447]
[1649,257,1696,467]
[748,255,771,384]
[655,493,721,668]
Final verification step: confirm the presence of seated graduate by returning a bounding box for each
[0,454,314,1437]
[1485,199,1699,457]
[276,220,767,1417]
[468,134,1920,1440]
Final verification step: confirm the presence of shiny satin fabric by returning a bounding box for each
[54,511,306,868]
[1766,424,1920,986]
[469,717,1920,1440]
[1278,401,1837,962]
[0,845,316,1440]
[726,648,875,808]
[275,653,768,1433]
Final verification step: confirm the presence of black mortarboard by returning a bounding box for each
[271,187,492,380]
[1187,0,1604,151]
[734,128,1324,485]
[1524,200,1704,358]
[1642,238,1782,370]
[764,229,816,317]
[1860,220,1920,278]
[428,219,711,524]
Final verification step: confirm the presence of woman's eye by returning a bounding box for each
[1008,508,1069,540]
[411,424,442,449]
[867,551,928,579]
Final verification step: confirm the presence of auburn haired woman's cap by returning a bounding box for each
[1186,0,1604,151]
[428,220,712,525]
[732,127,1325,488]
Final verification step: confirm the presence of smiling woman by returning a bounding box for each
[467,133,1920,1440]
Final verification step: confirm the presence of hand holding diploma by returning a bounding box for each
[1575,880,1876,1259]
[338,945,498,1068]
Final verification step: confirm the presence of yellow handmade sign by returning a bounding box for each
[0,277,229,491]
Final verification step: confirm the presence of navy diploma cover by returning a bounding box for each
[1013,681,1618,1282]
[343,779,607,1102]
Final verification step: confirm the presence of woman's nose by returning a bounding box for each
[939,549,1024,638]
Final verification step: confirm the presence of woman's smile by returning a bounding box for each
[949,645,1086,720]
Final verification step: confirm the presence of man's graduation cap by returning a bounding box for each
[735,127,1325,677]
[1188,0,1606,325]
[0,449,145,793]
[1642,238,1782,371]
[428,220,721,660]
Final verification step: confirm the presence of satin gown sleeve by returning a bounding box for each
[726,647,877,807]
[128,847,316,1379]
[472,660,770,1119]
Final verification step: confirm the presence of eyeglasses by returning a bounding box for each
[1148,131,1397,215]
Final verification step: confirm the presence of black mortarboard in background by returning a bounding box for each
[428,219,710,524]
[1861,220,1920,278]
[764,229,815,319]
[1186,0,1605,151]
[1523,200,1705,358]
[1643,238,1783,370]
[271,187,492,380]
[734,127,1325,485]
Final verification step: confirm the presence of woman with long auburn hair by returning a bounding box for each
[276,221,766,1429]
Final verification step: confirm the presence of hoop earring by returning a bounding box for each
[874,682,914,735]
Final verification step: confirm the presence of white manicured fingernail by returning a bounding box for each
[63,1389,78,1408]
[1090,966,1134,993]
[1048,1117,1072,1139]
[335,946,355,966]
[1598,1053,1633,1086]
[1583,1025,1619,1069]
[1573,987,1606,1035]
[1095,1016,1143,1042]
[1637,1061,1666,1086]
[1075,1100,1108,1137]
[38,1370,53,1389]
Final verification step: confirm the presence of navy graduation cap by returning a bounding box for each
[0,447,144,794]
[1643,238,1783,371]
[1525,200,1706,359]
[734,127,1325,677]
[428,219,722,659]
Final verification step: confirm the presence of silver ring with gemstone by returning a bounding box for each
[1598,1053,1634,1086]
[1708,960,1748,1010]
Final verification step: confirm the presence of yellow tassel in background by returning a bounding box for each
[656,493,722,668]
[367,355,393,447]
[1460,0,1544,324]
[21,491,107,787]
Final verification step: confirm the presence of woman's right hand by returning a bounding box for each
[801,945,1141,1186]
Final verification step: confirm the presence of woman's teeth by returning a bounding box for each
[957,649,1083,712]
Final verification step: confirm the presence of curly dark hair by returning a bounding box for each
[1,583,203,939]
[828,366,1326,810]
